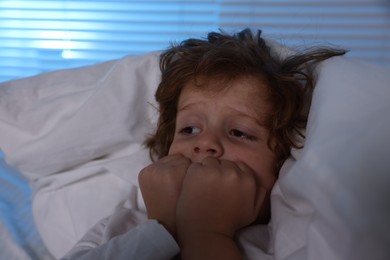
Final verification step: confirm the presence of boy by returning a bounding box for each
[62,28,344,260]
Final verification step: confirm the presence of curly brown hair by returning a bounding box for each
[146,28,345,172]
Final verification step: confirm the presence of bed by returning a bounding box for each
[0,40,389,260]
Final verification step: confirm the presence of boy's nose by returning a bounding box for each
[192,132,223,161]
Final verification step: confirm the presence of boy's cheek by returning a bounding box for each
[168,141,189,156]
[167,142,178,155]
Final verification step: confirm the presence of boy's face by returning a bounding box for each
[168,76,277,195]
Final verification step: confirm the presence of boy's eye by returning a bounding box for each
[229,129,255,141]
[179,126,201,135]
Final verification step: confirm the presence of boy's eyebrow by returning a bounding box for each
[177,101,206,112]
[228,108,267,127]
[177,101,267,126]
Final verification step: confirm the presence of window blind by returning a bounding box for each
[0,0,389,82]
[219,0,390,66]
[0,0,220,82]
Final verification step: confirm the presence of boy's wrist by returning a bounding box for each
[177,229,243,260]
[178,229,233,243]
[176,214,237,239]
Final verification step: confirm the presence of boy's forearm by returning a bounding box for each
[178,231,243,260]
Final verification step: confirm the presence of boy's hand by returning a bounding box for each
[138,154,191,238]
[176,157,267,240]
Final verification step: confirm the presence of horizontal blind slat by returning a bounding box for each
[0,0,388,82]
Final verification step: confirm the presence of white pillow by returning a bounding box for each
[271,57,390,260]
[0,52,160,180]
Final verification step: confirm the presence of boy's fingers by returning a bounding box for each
[234,161,266,215]
[201,156,221,166]
[234,161,252,174]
